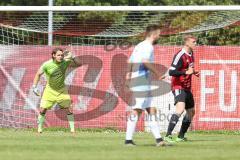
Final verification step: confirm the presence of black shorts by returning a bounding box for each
[172,89,194,109]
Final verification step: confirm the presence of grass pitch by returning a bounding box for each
[0,128,240,160]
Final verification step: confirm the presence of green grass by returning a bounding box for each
[0,128,240,160]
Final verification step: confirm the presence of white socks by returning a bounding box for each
[125,114,161,140]
[148,114,161,139]
[126,114,138,140]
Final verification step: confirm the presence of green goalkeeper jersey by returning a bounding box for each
[40,59,71,92]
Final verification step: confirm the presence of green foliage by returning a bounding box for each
[0,0,239,45]
[76,11,127,24]
[161,0,238,5]
[0,0,48,6]
[0,0,239,6]
[169,12,210,30]
[53,0,240,6]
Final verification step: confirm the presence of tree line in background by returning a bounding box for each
[0,0,239,45]
[0,0,240,6]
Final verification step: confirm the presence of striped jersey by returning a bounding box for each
[169,48,194,91]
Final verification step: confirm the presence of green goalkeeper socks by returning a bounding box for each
[67,114,75,132]
[37,114,45,133]
[37,113,74,133]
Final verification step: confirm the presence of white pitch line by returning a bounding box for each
[199,117,240,122]
[200,60,240,64]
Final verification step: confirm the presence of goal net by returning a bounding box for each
[0,8,240,132]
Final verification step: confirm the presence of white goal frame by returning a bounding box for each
[0,6,239,11]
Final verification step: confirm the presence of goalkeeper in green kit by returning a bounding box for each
[33,48,81,133]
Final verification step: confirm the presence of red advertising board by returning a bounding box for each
[0,45,239,130]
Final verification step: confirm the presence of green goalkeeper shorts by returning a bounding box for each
[40,87,71,109]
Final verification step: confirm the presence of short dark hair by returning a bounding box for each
[145,25,160,37]
[51,48,63,59]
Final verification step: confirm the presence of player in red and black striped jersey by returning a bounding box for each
[164,35,199,143]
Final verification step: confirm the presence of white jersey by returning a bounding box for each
[129,40,154,79]
[129,40,154,91]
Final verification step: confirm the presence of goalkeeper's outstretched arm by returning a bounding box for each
[33,68,44,86]
[63,50,82,67]
[70,56,83,67]
[32,68,44,96]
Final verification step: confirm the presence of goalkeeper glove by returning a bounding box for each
[33,85,40,96]
[63,50,73,60]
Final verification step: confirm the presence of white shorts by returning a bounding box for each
[128,85,153,110]
[128,76,153,110]
[131,96,152,110]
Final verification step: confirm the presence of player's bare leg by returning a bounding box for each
[37,108,47,133]
[146,107,171,147]
[125,109,142,146]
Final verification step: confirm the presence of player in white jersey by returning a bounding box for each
[125,25,170,147]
